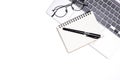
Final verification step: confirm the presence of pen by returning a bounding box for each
[63,28,101,39]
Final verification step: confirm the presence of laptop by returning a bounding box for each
[70,0,120,58]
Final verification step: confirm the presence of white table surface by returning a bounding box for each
[0,0,120,80]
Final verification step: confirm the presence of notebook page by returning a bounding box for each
[57,12,105,52]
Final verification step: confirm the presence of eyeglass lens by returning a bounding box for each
[54,6,68,17]
[52,0,87,18]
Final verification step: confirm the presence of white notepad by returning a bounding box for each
[57,11,105,52]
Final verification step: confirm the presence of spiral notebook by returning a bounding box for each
[57,11,105,52]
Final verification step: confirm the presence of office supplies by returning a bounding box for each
[63,28,101,39]
[57,11,104,52]
[70,0,120,57]
[51,0,87,18]
[71,0,120,38]
[46,0,87,23]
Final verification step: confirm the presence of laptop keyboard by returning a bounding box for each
[80,0,120,37]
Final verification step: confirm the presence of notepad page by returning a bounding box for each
[57,12,105,52]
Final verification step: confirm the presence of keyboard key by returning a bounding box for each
[111,4,116,9]
[102,3,107,8]
[118,34,120,38]
[114,29,119,34]
[107,1,112,6]
[87,4,93,9]
[107,19,113,24]
[112,16,117,21]
[99,12,105,18]
[115,7,120,11]
[103,0,108,3]
[111,22,116,27]
[108,14,113,18]
[109,28,114,32]
[93,2,97,7]
[100,7,105,12]
[117,34,120,37]
[89,0,93,4]
[110,9,115,14]
[101,20,106,26]
[109,26,115,32]
[94,0,99,2]
[105,23,111,28]
[91,7,97,12]
[116,25,120,31]
[114,12,119,17]
[83,6,90,12]
[98,1,103,5]
[117,20,120,24]
[96,10,101,15]
[96,5,101,9]
[106,6,112,11]
[109,29,114,32]
[94,13,102,21]
[104,16,108,20]
[118,15,120,19]
[104,10,109,15]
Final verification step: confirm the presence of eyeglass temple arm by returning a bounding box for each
[51,12,56,17]
[51,5,70,17]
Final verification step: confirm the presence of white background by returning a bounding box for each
[0,0,120,80]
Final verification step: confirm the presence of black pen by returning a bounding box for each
[63,28,101,39]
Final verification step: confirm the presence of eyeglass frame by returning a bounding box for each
[51,0,88,18]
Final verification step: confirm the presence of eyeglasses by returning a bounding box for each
[51,0,88,18]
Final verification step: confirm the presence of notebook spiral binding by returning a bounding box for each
[58,11,91,28]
